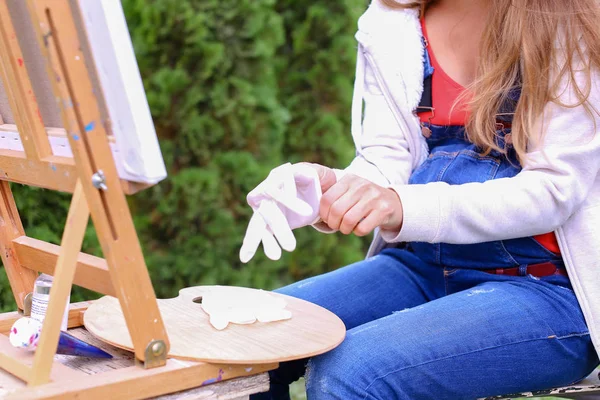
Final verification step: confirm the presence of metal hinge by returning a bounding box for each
[141,340,167,369]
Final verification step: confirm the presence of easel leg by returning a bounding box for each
[0,181,38,311]
[29,180,89,386]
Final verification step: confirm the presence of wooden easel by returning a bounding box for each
[0,1,275,398]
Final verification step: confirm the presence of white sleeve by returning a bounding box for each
[383,68,600,244]
[342,50,415,187]
[312,50,416,234]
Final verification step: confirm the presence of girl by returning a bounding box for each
[244,0,600,398]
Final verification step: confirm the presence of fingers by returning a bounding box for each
[261,228,282,260]
[316,166,337,193]
[353,210,382,237]
[338,200,372,234]
[295,163,336,193]
[240,212,268,263]
[239,209,287,263]
[319,180,350,227]
[271,192,313,217]
[258,201,296,252]
[326,191,363,232]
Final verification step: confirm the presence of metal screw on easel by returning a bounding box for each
[91,170,107,191]
[143,340,167,369]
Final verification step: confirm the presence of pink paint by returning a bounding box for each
[17,58,23,67]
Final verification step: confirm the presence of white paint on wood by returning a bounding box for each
[84,286,346,364]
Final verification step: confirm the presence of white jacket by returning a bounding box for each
[339,0,600,356]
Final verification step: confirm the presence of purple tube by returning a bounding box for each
[57,330,113,359]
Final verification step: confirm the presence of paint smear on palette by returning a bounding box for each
[201,369,224,386]
[84,121,95,132]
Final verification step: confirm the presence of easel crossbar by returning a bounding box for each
[13,236,115,296]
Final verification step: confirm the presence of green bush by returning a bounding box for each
[0,0,368,311]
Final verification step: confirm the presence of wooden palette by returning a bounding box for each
[84,286,346,364]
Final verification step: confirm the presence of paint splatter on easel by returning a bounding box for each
[201,369,224,386]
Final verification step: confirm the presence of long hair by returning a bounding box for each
[381,0,600,162]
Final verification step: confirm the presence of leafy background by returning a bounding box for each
[0,2,580,399]
[1,0,368,330]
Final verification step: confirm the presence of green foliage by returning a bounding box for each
[0,0,368,311]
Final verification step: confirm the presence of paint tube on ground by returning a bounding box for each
[30,273,70,331]
[9,317,112,358]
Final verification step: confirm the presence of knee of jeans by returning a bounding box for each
[304,335,418,400]
[305,353,343,399]
[304,342,373,399]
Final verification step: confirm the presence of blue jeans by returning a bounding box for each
[252,248,598,399]
[250,124,598,399]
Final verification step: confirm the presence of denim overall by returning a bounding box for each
[409,43,565,275]
[407,124,564,272]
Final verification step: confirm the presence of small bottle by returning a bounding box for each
[30,274,70,331]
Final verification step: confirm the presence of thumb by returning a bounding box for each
[315,165,337,193]
[295,163,337,193]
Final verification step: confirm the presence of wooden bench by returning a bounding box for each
[0,328,270,400]
[479,371,600,399]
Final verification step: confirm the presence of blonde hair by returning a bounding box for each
[381,0,600,162]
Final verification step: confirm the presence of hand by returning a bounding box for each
[240,163,336,263]
[320,174,403,236]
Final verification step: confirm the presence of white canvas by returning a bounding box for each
[0,0,167,185]
[77,0,167,184]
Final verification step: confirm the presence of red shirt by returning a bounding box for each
[419,19,561,254]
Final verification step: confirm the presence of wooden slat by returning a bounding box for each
[151,374,270,400]
[0,152,77,192]
[0,0,52,160]
[7,359,277,400]
[0,334,86,384]
[0,336,32,382]
[0,180,38,309]
[0,310,21,335]
[13,236,115,297]
[0,302,89,335]
[30,180,89,386]
[28,0,169,363]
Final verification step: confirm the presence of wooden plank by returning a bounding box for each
[13,236,115,297]
[28,0,169,363]
[0,340,32,382]
[0,180,38,309]
[0,0,52,160]
[0,334,86,384]
[0,328,275,400]
[150,374,270,400]
[0,151,149,195]
[0,310,21,335]
[29,180,89,385]
[0,302,90,335]
[0,151,77,193]
[6,359,277,400]
[484,372,600,398]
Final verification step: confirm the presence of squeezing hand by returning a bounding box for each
[240,163,326,263]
